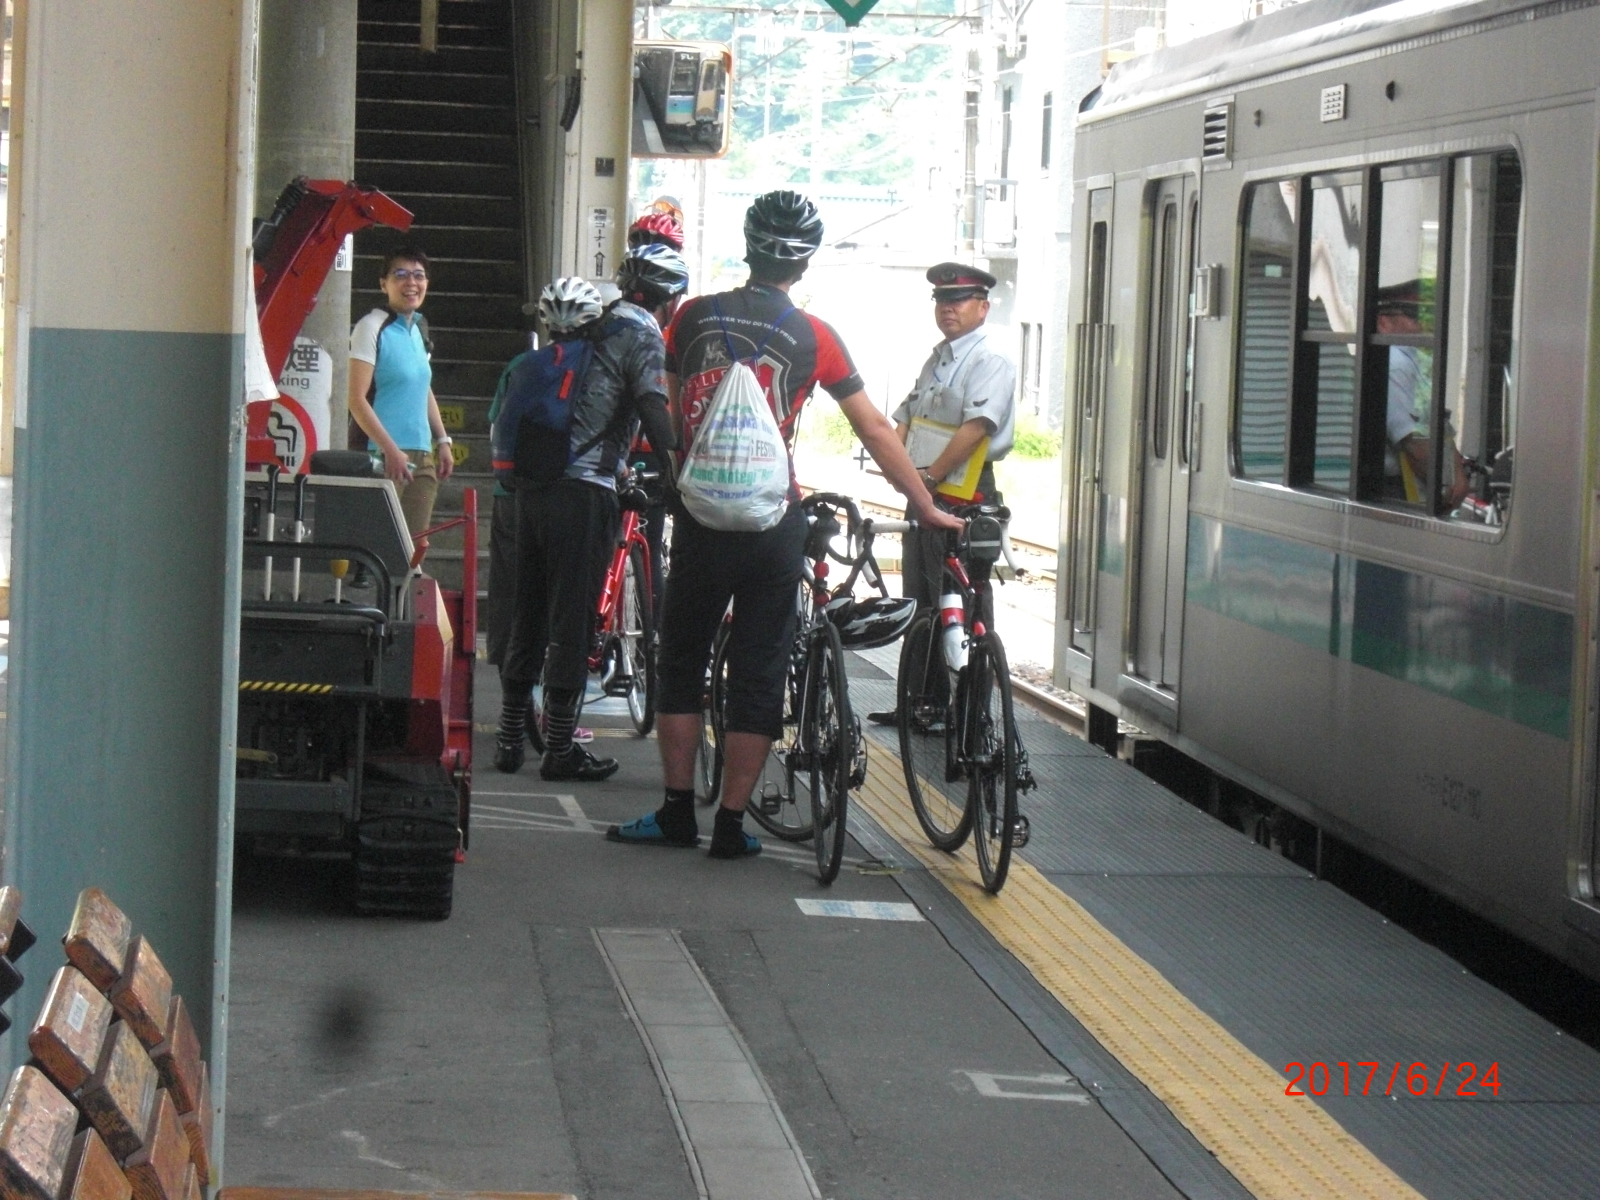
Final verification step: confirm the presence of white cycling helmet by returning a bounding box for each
[537,277,604,334]
[822,595,919,650]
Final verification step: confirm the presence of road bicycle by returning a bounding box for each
[527,465,659,751]
[700,493,913,883]
[893,504,1036,894]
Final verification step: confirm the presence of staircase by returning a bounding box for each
[355,0,527,591]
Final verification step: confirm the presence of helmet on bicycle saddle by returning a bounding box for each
[628,211,685,251]
[537,277,604,335]
[744,190,824,263]
[618,244,690,308]
[823,595,919,650]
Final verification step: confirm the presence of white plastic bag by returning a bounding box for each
[678,361,790,532]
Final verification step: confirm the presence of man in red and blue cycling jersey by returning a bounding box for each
[608,190,962,859]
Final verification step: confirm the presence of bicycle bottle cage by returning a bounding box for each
[966,514,1005,566]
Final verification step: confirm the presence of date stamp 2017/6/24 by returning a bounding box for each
[1284,1061,1502,1097]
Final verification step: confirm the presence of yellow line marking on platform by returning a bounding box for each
[854,750,1426,1200]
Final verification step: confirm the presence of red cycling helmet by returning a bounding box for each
[628,211,685,251]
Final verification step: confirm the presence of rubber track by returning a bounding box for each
[355,769,460,919]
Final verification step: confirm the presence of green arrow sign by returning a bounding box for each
[822,0,882,26]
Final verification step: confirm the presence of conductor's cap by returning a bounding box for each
[927,261,997,301]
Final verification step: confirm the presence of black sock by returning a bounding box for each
[713,805,746,842]
[543,686,582,758]
[497,686,529,747]
[657,788,696,838]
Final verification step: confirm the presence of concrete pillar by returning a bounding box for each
[2,0,258,1179]
[530,0,631,285]
[256,0,358,447]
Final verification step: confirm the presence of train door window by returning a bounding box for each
[1235,180,1297,481]
[1296,174,1363,494]
[1180,198,1200,464]
[1147,200,1181,459]
[1441,151,1521,525]
[1071,187,1113,636]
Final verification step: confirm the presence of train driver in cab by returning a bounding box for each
[1377,280,1470,508]
[868,261,1016,727]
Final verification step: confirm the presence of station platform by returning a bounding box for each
[225,649,1600,1200]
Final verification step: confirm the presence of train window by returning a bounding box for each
[1235,180,1297,481]
[1299,175,1363,493]
[1369,163,1444,507]
[1087,218,1109,325]
[1441,151,1521,525]
[1232,151,1521,526]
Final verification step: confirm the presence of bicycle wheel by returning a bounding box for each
[802,621,852,884]
[698,621,729,804]
[745,585,815,842]
[621,543,657,736]
[968,631,1019,894]
[897,614,969,851]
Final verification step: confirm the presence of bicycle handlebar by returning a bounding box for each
[857,512,1026,580]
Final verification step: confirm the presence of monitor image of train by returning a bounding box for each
[1055,0,1600,975]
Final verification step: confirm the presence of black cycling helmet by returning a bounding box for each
[618,243,690,307]
[744,190,824,262]
[822,595,919,649]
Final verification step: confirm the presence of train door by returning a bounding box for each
[1127,176,1197,693]
[1067,186,1114,661]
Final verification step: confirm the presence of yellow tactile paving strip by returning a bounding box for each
[854,750,1427,1200]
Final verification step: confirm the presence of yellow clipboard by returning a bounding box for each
[907,416,990,501]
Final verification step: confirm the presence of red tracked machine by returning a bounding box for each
[236,178,475,919]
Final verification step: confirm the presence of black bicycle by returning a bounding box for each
[893,504,1035,894]
[701,493,913,883]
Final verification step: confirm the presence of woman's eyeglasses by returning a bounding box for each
[389,268,428,282]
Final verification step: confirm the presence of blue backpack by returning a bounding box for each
[489,337,598,488]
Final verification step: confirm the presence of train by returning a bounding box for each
[1053,0,1600,975]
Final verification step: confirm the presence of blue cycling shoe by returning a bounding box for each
[707,828,762,859]
[606,812,700,848]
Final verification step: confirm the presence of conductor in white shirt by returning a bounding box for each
[869,262,1017,724]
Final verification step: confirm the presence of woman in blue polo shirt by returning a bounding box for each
[348,246,455,536]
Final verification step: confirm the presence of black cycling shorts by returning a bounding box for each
[656,502,807,739]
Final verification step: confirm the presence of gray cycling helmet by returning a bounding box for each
[618,243,690,306]
[537,277,604,334]
[822,595,919,649]
[744,190,824,262]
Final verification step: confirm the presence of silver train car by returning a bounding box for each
[1054,0,1600,974]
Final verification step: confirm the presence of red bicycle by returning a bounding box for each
[523,466,658,751]
[591,467,659,735]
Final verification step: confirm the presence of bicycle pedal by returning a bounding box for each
[1011,814,1031,848]
[757,785,784,816]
